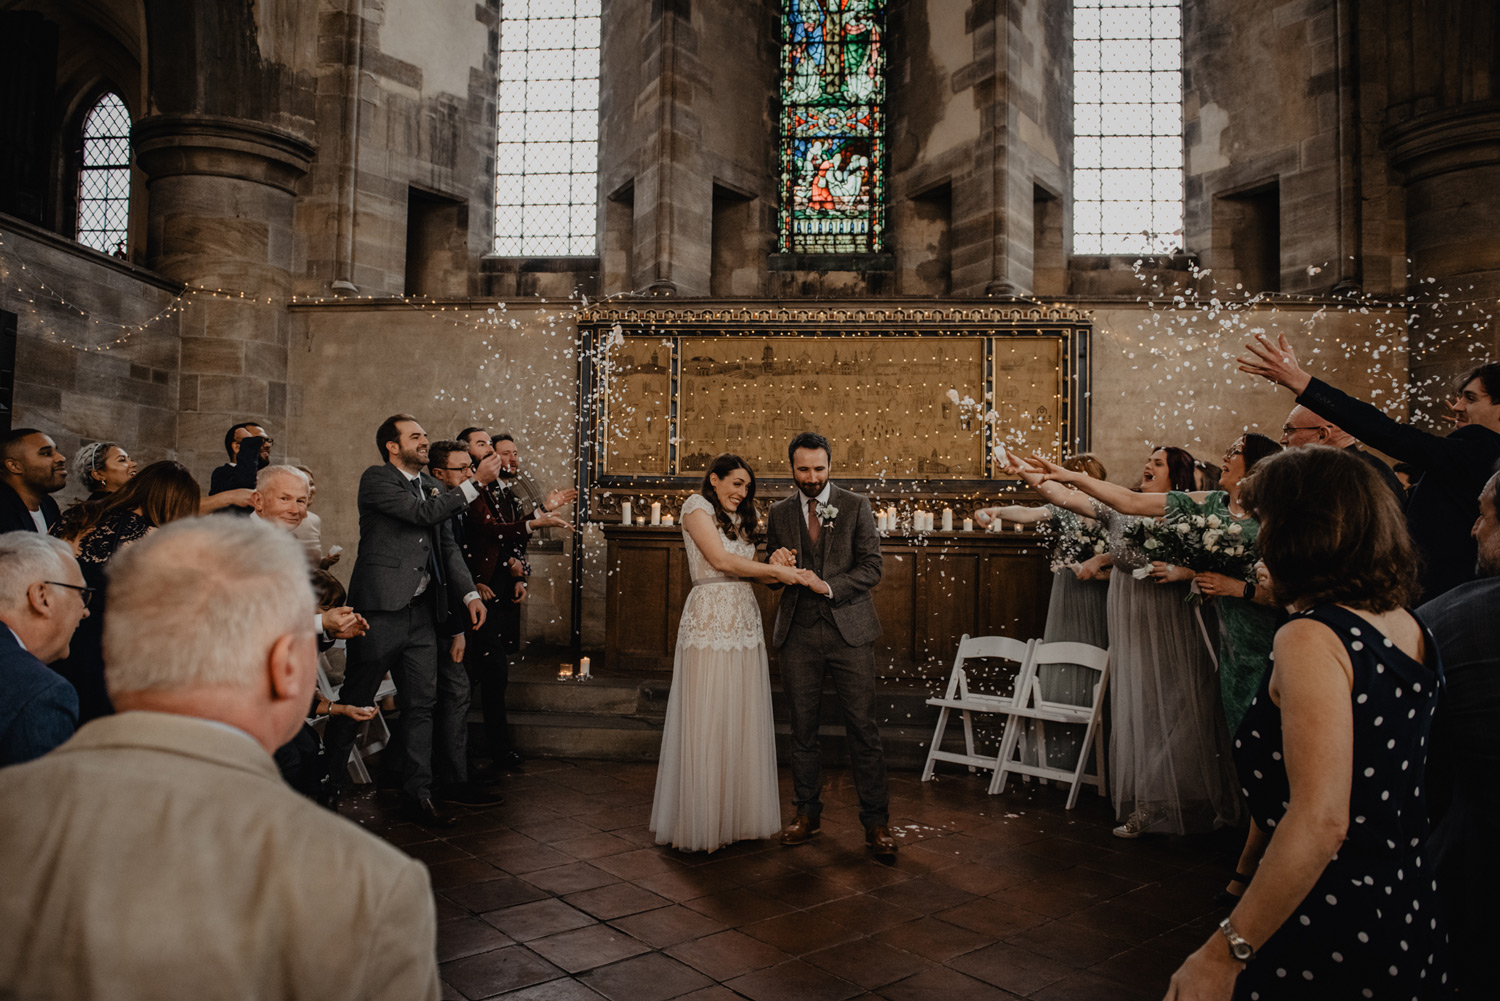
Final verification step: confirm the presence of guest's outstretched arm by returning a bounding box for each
[1026,455,1169,517]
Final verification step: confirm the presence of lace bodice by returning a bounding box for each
[678,494,765,650]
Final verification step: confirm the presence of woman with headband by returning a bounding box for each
[73,442,136,500]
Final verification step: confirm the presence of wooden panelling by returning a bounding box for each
[604,526,1052,677]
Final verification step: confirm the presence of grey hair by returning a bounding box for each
[72,442,119,491]
[103,518,314,695]
[0,532,77,614]
[255,464,309,492]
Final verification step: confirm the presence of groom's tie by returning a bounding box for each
[806,497,821,545]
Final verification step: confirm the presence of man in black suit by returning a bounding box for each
[1243,337,1500,600]
[455,428,571,771]
[765,432,895,857]
[0,532,90,765]
[325,415,506,827]
[0,429,66,534]
[208,422,271,514]
[1418,469,1500,996]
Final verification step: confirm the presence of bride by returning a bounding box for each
[649,453,809,852]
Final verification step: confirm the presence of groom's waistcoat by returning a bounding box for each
[769,484,883,649]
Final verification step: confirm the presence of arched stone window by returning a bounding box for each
[75,91,132,256]
[1073,0,1183,255]
[494,0,602,257]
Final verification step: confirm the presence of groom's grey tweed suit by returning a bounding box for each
[766,483,889,826]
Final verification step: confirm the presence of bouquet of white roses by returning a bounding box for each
[1048,517,1109,573]
[1142,509,1257,581]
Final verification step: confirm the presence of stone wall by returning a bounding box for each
[0,216,183,507]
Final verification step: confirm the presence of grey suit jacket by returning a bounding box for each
[0,711,439,1001]
[766,483,883,648]
[347,462,476,613]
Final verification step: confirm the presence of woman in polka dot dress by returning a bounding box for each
[1164,447,1449,1001]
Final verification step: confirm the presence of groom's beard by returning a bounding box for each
[795,477,826,498]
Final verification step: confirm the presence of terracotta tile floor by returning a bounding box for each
[339,762,1241,1000]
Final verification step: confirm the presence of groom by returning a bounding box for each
[767,432,895,857]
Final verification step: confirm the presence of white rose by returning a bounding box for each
[1145,538,1160,549]
[1206,514,1222,528]
[1192,515,1207,528]
[1176,523,1191,534]
[1227,523,1243,536]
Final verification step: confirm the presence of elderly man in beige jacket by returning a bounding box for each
[0,517,439,1001]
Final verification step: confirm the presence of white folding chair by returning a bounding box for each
[921,634,1037,781]
[988,640,1110,808]
[316,656,396,784]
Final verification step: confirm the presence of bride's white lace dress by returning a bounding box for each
[649,493,781,852]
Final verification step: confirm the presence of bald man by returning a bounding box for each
[1280,403,1405,502]
[0,518,438,1000]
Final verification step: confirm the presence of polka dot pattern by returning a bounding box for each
[1230,604,1447,999]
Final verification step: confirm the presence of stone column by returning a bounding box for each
[133,114,314,475]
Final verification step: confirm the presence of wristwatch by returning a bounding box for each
[1219,918,1255,964]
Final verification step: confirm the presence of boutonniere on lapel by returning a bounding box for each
[816,502,839,527]
[429,486,440,498]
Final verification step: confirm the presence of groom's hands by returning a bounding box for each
[796,568,832,597]
[769,547,798,567]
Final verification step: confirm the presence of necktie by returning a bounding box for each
[807,497,821,545]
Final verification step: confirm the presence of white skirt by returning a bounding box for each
[649,638,782,853]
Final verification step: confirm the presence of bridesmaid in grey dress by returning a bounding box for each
[1009,446,1244,838]
[976,454,1110,768]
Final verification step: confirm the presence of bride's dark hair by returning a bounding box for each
[699,453,759,542]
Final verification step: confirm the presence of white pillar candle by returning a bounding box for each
[662,513,674,527]
[650,501,661,525]
[877,512,888,531]
[941,508,954,531]
[621,501,632,524]
[578,656,591,678]
[963,517,974,532]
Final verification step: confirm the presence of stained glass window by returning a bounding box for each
[495,0,601,256]
[779,0,886,255]
[1073,0,1183,255]
[76,92,131,256]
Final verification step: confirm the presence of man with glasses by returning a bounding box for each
[1244,334,1500,598]
[455,428,571,772]
[0,532,90,765]
[1280,404,1405,501]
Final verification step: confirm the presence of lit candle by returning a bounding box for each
[579,656,591,678]
[636,516,646,526]
[557,664,572,681]
[621,501,632,524]
[941,508,954,531]
[1012,520,1024,532]
[662,513,674,527]
[963,517,974,532]
[650,501,662,525]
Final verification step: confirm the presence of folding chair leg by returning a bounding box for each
[960,710,977,773]
[987,715,1026,795]
[921,706,952,782]
[346,747,371,785]
[1068,711,1104,809]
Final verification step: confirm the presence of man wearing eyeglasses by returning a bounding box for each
[1280,404,1405,501]
[0,532,91,765]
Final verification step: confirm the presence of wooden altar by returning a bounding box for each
[602,524,1053,679]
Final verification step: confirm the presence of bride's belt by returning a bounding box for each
[691,575,740,586]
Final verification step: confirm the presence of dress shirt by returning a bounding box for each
[804,483,834,597]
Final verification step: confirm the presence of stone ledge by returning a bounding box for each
[767,253,896,273]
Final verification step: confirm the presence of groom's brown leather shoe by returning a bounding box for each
[779,814,820,846]
[865,825,898,858]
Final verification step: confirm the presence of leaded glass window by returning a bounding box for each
[1073,0,1183,255]
[494,0,601,257]
[76,92,131,256]
[779,0,886,255]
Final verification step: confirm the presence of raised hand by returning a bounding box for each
[530,510,571,531]
[545,487,579,511]
[474,451,504,485]
[768,546,798,567]
[321,606,369,639]
[1027,453,1078,483]
[1237,332,1312,394]
[974,507,996,528]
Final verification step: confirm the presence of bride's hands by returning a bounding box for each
[771,563,804,585]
